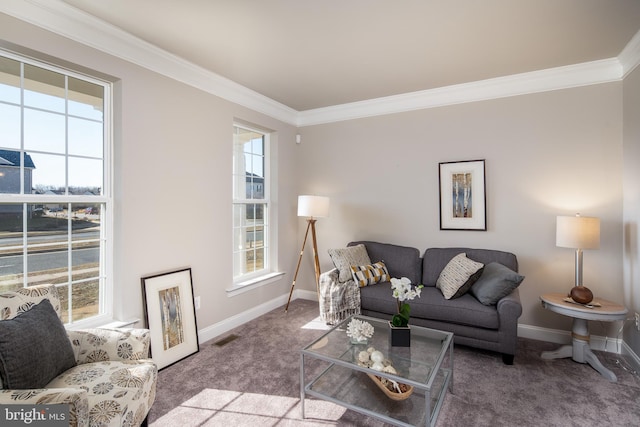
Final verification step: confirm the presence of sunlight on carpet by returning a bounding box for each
[301,316,332,331]
[150,388,347,426]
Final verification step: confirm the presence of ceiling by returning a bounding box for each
[57,0,640,112]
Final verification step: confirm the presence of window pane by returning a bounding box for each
[27,203,68,286]
[68,77,103,120]
[69,157,102,194]
[30,152,66,192]
[66,280,100,322]
[69,117,103,158]
[24,108,65,154]
[0,56,20,104]
[0,205,23,292]
[0,103,21,149]
[0,149,35,194]
[23,64,65,113]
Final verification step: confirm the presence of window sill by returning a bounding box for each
[227,271,285,297]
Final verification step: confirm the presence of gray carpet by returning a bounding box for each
[149,299,640,426]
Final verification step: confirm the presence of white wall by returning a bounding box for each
[297,83,624,335]
[623,65,640,354]
[0,13,300,332]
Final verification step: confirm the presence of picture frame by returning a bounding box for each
[439,159,486,231]
[141,267,199,369]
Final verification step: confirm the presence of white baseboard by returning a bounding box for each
[196,288,317,345]
[621,341,640,373]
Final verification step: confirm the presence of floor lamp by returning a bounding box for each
[285,195,330,312]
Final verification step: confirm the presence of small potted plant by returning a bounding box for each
[389,277,424,347]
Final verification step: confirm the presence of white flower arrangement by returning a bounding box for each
[390,277,424,327]
[391,277,423,302]
[346,318,374,342]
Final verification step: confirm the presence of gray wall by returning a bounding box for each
[297,83,624,336]
[623,65,640,354]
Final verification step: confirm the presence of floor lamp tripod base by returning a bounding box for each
[285,219,320,312]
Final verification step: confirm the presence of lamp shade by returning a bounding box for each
[297,195,330,218]
[556,215,600,249]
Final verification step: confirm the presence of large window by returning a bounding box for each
[232,124,270,283]
[0,51,111,325]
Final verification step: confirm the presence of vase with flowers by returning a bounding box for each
[389,277,424,347]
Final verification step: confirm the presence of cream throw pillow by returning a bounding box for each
[436,253,484,299]
[328,244,371,282]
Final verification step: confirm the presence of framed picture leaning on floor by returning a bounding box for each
[142,267,199,369]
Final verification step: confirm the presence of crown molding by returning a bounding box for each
[619,28,640,78]
[0,0,299,125]
[297,59,623,126]
[2,1,637,128]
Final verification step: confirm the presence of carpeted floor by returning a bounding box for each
[148,299,640,426]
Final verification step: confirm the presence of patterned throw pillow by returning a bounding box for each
[436,253,484,299]
[351,261,390,287]
[328,244,371,282]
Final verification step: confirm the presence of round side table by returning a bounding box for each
[539,293,628,382]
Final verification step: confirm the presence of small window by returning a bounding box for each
[232,124,271,283]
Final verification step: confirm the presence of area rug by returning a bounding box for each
[149,299,640,426]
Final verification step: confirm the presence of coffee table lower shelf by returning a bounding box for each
[302,362,451,427]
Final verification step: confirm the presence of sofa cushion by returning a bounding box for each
[470,262,525,305]
[412,287,500,329]
[351,261,390,287]
[349,241,422,284]
[328,244,371,282]
[422,248,518,287]
[360,284,499,329]
[436,253,484,299]
[0,299,76,389]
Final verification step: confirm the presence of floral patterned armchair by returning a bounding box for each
[0,284,157,427]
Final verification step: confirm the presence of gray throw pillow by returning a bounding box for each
[0,299,76,389]
[328,244,371,282]
[470,262,525,305]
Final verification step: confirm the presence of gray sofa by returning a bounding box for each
[321,241,523,364]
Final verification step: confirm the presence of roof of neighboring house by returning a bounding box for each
[0,149,36,169]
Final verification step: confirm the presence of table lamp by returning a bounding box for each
[285,195,330,312]
[556,214,600,304]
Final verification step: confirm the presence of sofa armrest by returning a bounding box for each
[319,268,361,325]
[0,388,88,427]
[496,287,523,320]
[68,328,151,365]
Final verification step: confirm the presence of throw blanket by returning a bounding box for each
[319,268,360,325]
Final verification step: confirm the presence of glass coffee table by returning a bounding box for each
[300,315,453,427]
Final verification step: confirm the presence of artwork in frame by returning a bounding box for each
[439,159,486,231]
[141,267,199,369]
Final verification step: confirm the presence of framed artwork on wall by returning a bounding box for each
[439,159,486,231]
[142,267,199,369]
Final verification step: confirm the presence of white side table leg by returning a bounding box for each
[583,347,617,382]
[541,345,572,360]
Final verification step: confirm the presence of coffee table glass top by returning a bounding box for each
[302,315,452,388]
[300,315,453,426]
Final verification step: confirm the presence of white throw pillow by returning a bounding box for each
[328,244,371,282]
[436,253,484,299]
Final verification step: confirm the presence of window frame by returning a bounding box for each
[0,49,114,327]
[230,123,281,294]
